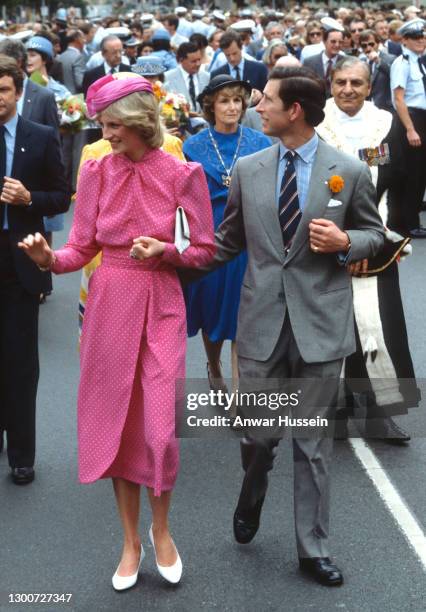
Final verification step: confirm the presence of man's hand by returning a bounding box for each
[131,236,165,260]
[1,177,31,205]
[367,50,379,63]
[347,258,368,276]
[18,233,53,268]
[309,219,350,253]
[407,128,422,147]
[250,89,263,105]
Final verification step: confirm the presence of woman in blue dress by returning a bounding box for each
[183,75,271,389]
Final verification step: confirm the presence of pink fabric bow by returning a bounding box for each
[86,75,154,118]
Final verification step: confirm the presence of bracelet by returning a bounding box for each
[37,253,56,272]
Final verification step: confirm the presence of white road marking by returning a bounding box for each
[350,438,426,570]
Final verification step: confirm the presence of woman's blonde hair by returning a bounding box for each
[101,91,164,149]
[202,85,250,125]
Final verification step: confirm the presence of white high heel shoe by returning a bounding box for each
[149,525,182,584]
[112,545,145,591]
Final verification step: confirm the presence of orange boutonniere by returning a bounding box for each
[327,175,345,194]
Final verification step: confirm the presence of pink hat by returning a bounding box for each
[86,74,154,118]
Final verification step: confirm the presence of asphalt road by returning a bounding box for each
[1,210,426,612]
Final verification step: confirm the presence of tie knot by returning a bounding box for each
[285,150,296,163]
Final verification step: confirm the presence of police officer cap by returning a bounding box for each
[175,7,188,15]
[240,9,253,18]
[192,9,205,19]
[397,18,425,38]
[231,19,256,33]
[212,10,226,21]
[9,29,34,42]
[141,13,154,23]
[103,27,131,40]
[123,37,140,47]
[320,17,345,33]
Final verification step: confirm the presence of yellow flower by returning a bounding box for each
[328,175,344,194]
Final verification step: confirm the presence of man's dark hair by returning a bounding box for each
[268,66,326,127]
[189,33,208,50]
[0,39,27,68]
[66,29,84,45]
[176,42,199,62]
[130,21,143,34]
[80,23,95,35]
[359,29,380,44]
[219,30,242,50]
[0,54,24,94]
[323,28,343,42]
[164,15,179,30]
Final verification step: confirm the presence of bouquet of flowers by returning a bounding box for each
[152,80,167,104]
[160,92,190,133]
[59,95,87,133]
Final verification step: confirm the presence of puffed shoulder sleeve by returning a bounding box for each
[52,159,102,273]
[162,162,216,268]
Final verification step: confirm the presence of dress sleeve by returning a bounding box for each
[161,162,216,268]
[52,159,102,273]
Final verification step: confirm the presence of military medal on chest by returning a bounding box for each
[208,126,243,187]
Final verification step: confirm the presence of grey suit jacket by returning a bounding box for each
[58,47,86,94]
[164,67,210,112]
[21,79,59,131]
[210,139,385,363]
[369,51,396,112]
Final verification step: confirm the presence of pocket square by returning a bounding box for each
[327,198,342,208]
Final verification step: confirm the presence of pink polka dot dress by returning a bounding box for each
[52,149,216,495]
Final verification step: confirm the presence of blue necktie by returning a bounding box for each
[278,150,301,248]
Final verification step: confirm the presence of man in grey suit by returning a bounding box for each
[57,29,86,94]
[304,28,344,97]
[164,42,210,113]
[198,66,384,585]
[359,29,396,112]
[0,41,59,130]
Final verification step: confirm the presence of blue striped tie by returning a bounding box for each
[279,150,301,248]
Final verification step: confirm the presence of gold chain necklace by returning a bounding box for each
[208,125,243,187]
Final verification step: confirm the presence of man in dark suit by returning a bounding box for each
[210,30,268,94]
[0,39,59,130]
[303,28,344,97]
[0,56,70,484]
[82,35,129,97]
[359,30,396,112]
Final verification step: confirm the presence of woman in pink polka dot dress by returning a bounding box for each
[18,76,215,587]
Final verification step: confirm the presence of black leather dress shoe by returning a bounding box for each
[233,495,265,544]
[365,417,410,445]
[11,467,35,485]
[299,557,343,586]
[409,227,426,238]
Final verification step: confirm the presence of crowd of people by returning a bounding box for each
[0,1,425,594]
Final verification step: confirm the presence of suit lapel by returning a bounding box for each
[21,80,38,120]
[252,144,285,259]
[11,117,30,180]
[284,139,337,265]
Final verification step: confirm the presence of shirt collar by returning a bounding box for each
[3,112,18,138]
[179,65,196,80]
[279,132,319,164]
[402,45,421,60]
[228,58,244,73]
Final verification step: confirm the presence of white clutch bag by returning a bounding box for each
[175,206,190,254]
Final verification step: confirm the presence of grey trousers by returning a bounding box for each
[237,317,343,558]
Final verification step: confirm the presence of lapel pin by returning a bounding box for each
[21,147,25,152]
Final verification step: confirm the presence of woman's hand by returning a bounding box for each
[17,232,53,268]
[131,236,165,260]
[347,258,368,276]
